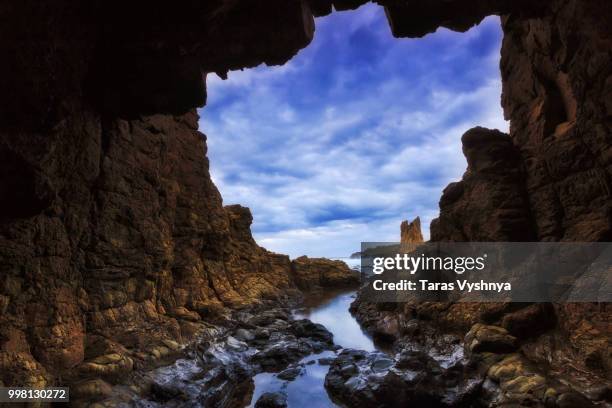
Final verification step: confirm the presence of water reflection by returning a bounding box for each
[294,290,375,352]
[247,290,376,407]
[248,351,339,408]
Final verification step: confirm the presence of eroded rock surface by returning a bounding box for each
[0,0,610,405]
[430,127,535,242]
[351,1,611,406]
[291,256,360,291]
[400,217,424,247]
[95,305,335,407]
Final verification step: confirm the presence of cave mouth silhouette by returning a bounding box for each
[198,7,508,258]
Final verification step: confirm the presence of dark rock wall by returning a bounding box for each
[500,0,612,242]
[0,107,298,387]
[427,0,611,375]
[430,127,536,241]
[433,0,612,242]
[0,1,316,388]
[357,0,611,396]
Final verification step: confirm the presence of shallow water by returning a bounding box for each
[294,290,375,352]
[247,290,376,407]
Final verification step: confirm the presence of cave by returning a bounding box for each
[0,0,610,406]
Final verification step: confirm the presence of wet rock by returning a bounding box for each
[141,334,256,408]
[291,319,334,344]
[255,392,288,408]
[248,309,291,327]
[465,324,518,355]
[235,308,335,373]
[325,348,484,407]
[318,357,335,365]
[150,380,188,402]
[251,340,313,372]
[225,336,249,352]
[235,328,256,342]
[277,365,303,381]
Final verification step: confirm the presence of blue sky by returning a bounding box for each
[199,4,507,258]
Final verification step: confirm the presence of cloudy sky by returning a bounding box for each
[199,4,508,259]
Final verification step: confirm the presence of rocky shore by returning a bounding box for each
[343,299,611,407]
[69,261,358,406]
[341,128,611,408]
[92,302,335,407]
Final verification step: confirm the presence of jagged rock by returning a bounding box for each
[277,366,303,381]
[150,380,189,402]
[325,348,484,407]
[382,0,545,38]
[430,127,536,242]
[400,217,424,253]
[290,319,334,344]
[255,392,288,408]
[318,357,335,365]
[234,328,256,342]
[290,256,360,291]
[237,309,335,373]
[251,340,314,372]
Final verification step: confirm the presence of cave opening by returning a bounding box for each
[199,4,508,258]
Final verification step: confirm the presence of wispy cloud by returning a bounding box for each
[199,5,507,258]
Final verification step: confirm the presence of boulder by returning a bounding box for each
[465,324,518,355]
[255,392,288,408]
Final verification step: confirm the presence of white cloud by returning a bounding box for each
[199,7,507,259]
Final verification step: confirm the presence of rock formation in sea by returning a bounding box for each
[291,256,360,291]
[0,0,610,406]
[400,216,424,251]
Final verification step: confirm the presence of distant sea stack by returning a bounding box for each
[400,217,424,244]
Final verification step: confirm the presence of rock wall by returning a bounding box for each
[430,127,536,241]
[0,109,298,388]
[0,0,321,390]
[499,0,612,242]
[431,0,612,242]
[0,0,610,400]
[428,0,611,373]
[353,0,611,404]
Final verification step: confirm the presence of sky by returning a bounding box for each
[198,4,508,259]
